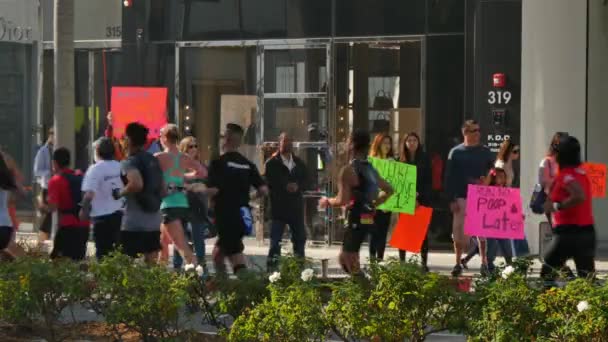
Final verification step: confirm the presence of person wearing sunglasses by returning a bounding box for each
[445,119,495,277]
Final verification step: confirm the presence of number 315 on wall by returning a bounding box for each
[488,91,512,105]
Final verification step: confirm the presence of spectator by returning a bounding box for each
[398,132,432,271]
[118,123,164,264]
[43,148,90,261]
[540,132,568,226]
[80,138,125,260]
[34,127,54,243]
[265,132,309,271]
[207,123,268,274]
[542,136,595,281]
[368,133,394,261]
[495,139,520,187]
[445,120,494,276]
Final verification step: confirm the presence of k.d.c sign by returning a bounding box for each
[464,184,525,240]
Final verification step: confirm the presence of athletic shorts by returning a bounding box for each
[342,223,374,253]
[161,207,190,225]
[0,226,13,250]
[51,226,90,261]
[215,214,245,256]
[121,230,162,257]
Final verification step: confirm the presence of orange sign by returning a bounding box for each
[389,206,433,253]
[110,87,168,139]
[582,162,607,198]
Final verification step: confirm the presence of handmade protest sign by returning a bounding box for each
[389,206,433,253]
[582,162,606,198]
[464,184,525,239]
[369,157,417,214]
[110,87,168,139]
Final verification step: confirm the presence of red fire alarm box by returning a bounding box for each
[493,73,506,88]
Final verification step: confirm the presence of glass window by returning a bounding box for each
[427,0,465,33]
[335,0,426,37]
[0,43,35,208]
[263,98,327,142]
[180,47,259,166]
[182,0,331,40]
[264,48,327,94]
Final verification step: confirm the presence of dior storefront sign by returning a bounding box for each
[0,16,33,42]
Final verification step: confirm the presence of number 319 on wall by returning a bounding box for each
[488,91,512,105]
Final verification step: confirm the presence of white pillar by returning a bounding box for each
[520,0,587,254]
[586,1,608,251]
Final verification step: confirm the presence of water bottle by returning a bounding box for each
[240,206,253,236]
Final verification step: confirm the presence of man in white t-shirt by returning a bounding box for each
[80,137,125,259]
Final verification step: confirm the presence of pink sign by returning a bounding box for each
[464,184,525,239]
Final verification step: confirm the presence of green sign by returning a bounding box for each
[369,157,417,214]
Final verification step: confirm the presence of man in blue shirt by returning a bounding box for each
[445,120,494,276]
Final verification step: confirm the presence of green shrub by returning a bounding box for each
[0,257,89,341]
[467,272,541,342]
[535,279,608,341]
[229,269,328,342]
[327,260,466,342]
[87,252,195,341]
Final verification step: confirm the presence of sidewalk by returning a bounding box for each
[15,221,608,277]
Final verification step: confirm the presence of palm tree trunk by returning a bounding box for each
[53,0,75,163]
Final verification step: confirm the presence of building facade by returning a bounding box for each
[26,0,608,254]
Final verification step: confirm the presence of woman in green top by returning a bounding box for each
[156,124,205,266]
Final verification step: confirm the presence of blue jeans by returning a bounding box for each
[487,238,513,270]
[173,221,207,269]
[267,218,306,267]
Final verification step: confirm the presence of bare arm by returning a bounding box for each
[321,165,356,208]
[79,191,95,221]
[120,169,144,196]
[545,178,586,213]
[375,176,394,206]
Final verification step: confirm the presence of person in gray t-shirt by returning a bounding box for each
[444,120,494,277]
[117,123,163,264]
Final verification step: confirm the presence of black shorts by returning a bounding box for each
[51,226,90,261]
[38,189,52,234]
[92,211,123,259]
[121,230,161,257]
[0,226,13,250]
[215,214,245,256]
[161,207,190,225]
[342,223,374,253]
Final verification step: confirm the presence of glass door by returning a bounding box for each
[260,43,332,244]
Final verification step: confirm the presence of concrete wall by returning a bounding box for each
[586,0,608,251]
[520,0,588,254]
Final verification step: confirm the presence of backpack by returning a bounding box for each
[59,172,84,217]
[129,151,163,212]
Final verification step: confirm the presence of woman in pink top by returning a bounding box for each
[540,132,568,226]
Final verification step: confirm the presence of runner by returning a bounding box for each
[80,138,125,260]
[207,123,268,274]
[117,123,164,264]
[155,124,205,267]
[43,148,90,261]
[0,151,25,259]
[319,129,393,274]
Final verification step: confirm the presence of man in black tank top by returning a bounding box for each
[319,130,393,274]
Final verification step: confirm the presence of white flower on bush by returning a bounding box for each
[105,294,112,300]
[196,265,205,277]
[501,265,515,279]
[85,273,95,282]
[378,260,389,267]
[91,294,99,300]
[577,301,590,312]
[184,264,195,272]
[301,268,315,282]
[269,272,281,283]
